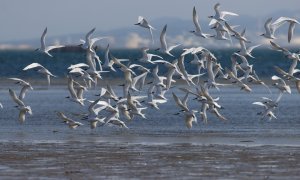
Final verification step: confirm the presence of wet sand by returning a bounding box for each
[0,141,299,179]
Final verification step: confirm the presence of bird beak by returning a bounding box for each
[34,48,39,51]
[134,23,140,25]
[155,48,159,51]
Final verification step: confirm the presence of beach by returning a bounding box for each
[0,141,299,179]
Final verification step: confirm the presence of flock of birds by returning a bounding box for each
[2,3,300,129]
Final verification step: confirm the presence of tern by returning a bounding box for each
[155,24,181,57]
[9,89,32,124]
[190,6,211,38]
[137,47,163,64]
[260,17,289,39]
[8,78,33,100]
[66,77,85,106]
[23,63,57,86]
[57,112,83,129]
[271,75,291,94]
[225,22,251,43]
[208,3,238,26]
[35,27,65,57]
[79,28,107,49]
[134,16,155,44]
[271,17,300,43]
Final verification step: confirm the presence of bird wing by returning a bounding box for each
[23,63,43,71]
[40,27,47,50]
[193,7,201,32]
[288,22,296,43]
[264,18,273,35]
[85,27,96,42]
[9,89,25,107]
[160,24,168,50]
[19,86,30,100]
[67,77,78,99]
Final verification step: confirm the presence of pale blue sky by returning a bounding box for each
[0,0,299,42]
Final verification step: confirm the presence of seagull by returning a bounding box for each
[134,16,155,43]
[23,63,57,86]
[190,6,211,38]
[208,3,238,26]
[8,78,33,100]
[57,112,83,129]
[9,89,32,124]
[35,27,65,57]
[155,24,181,57]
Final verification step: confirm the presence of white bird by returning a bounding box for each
[137,47,163,64]
[68,63,89,70]
[225,22,251,43]
[260,17,288,39]
[146,86,167,109]
[66,77,85,106]
[208,3,238,26]
[134,16,155,44]
[23,63,57,86]
[271,17,300,43]
[272,75,291,94]
[106,118,129,129]
[270,41,300,61]
[190,6,211,38]
[237,40,261,58]
[8,78,33,100]
[103,44,129,72]
[156,24,181,57]
[128,64,150,90]
[226,68,252,92]
[79,28,107,50]
[177,55,205,86]
[35,27,65,57]
[210,22,229,41]
[57,112,83,129]
[152,59,179,90]
[9,89,32,124]
[273,66,300,93]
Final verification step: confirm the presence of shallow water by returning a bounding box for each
[1,83,300,179]
[0,85,300,146]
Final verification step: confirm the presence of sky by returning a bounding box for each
[0,0,299,42]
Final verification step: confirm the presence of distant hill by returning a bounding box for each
[3,9,300,50]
